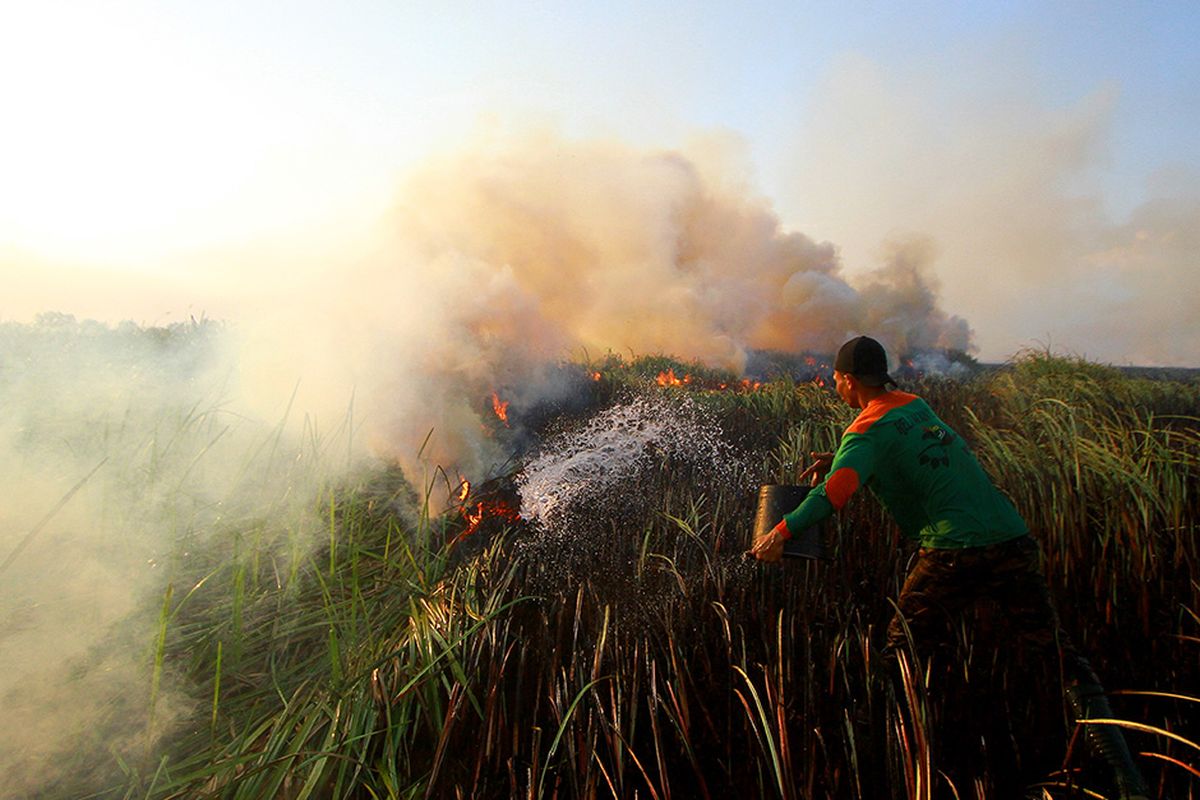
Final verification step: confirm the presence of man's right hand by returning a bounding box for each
[751,519,789,562]
[798,452,834,486]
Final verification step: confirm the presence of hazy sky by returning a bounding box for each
[2,0,1198,364]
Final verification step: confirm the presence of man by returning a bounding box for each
[751,335,1149,800]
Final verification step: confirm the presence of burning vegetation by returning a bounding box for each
[355,350,1196,800]
[655,367,768,391]
[490,391,509,426]
[451,476,522,547]
[411,357,1198,797]
[12,317,1197,800]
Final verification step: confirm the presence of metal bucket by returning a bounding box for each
[752,484,826,560]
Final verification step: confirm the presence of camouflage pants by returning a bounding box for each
[885,535,1093,682]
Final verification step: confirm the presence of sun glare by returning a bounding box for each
[0,3,357,269]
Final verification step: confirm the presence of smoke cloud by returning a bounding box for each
[784,51,1200,366]
[327,131,971,470]
[0,317,341,796]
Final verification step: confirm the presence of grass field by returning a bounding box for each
[2,320,1197,799]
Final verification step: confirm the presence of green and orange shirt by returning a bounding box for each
[782,391,1028,549]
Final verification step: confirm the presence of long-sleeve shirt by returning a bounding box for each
[782,391,1028,549]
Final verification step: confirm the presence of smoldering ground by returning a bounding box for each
[0,131,973,796]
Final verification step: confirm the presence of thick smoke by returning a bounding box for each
[347,132,970,472]
[0,317,343,796]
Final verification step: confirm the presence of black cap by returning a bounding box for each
[834,336,895,387]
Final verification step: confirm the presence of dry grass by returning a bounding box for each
[102,352,1200,800]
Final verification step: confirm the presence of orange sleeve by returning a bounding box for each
[825,467,861,510]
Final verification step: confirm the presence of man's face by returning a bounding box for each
[833,370,857,408]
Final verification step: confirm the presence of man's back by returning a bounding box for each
[821,391,1028,548]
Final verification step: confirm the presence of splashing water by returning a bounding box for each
[516,392,748,532]
[512,390,760,628]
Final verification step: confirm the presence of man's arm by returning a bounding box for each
[753,435,877,562]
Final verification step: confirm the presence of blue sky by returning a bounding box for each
[2,0,1198,363]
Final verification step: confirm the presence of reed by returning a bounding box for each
[95,351,1200,799]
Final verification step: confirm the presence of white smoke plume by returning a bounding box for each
[332,131,971,471]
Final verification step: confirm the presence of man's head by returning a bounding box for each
[834,336,894,386]
[832,336,895,408]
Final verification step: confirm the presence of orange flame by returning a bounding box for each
[651,370,775,393]
[656,369,692,387]
[456,498,521,544]
[491,391,509,426]
[452,477,521,545]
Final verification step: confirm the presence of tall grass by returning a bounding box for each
[93,351,1200,799]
